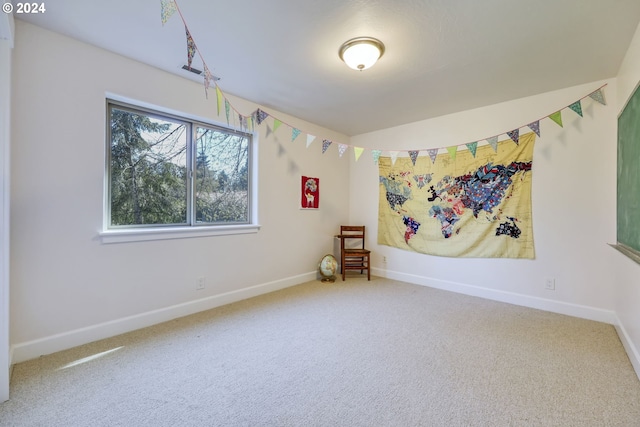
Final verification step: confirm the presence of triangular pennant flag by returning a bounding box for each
[507,129,520,145]
[354,147,365,162]
[215,87,223,117]
[527,121,541,137]
[322,139,332,154]
[161,0,177,25]
[409,150,419,166]
[246,116,253,132]
[203,65,213,99]
[372,150,382,164]
[427,149,438,164]
[306,134,316,148]
[466,142,478,157]
[238,114,246,131]
[338,144,348,157]
[549,111,563,127]
[447,146,458,159]
[224,99,230,125]
[569,101,583,117]
[291,128,301,142]
[273,119,282,133]
[255,109,268,125]
[589,88,607,105]
[389,151,399,165]
[486,136,498,152]
[185,27,196,70]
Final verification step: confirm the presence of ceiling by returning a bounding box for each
[16,0,640,136]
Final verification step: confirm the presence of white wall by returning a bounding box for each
[9,21,351,363]
[613,20,640,378]
[0,14,14,403]
[349,79,618,323]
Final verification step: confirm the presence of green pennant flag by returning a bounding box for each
[215,87,223,117]
[569,101,583,117]
[354,147,364,162]
[549,111,563,127]
[273,119,282,133]
[224,100,230,125]
[292,128,301,142]
[447,146,457,160]
[589,88,607,105]
[466,142,478,157]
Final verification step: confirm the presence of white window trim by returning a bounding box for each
[99,223,261,244]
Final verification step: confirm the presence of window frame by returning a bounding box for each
[101,96,259,244]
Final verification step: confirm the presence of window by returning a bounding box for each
[104,99,256,242]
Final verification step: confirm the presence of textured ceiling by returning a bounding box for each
[17,0,640,136]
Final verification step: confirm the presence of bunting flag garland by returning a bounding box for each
[527,121,541,137]
[409,150,419,166]
[306,135,316,148]
[389,151,399,165]
[589,88,607,105]
[159,3,607,169]
[427,149,438,164]
[372,150,382,164]
[160,0,177,25]
[487,136,499,152]
[549,111,563,127]
[185,27,196,70]
[322,139,332,154]
[569,100,583,117]
[466,142,478,157]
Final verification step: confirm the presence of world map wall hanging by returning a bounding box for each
[378,132,535,259]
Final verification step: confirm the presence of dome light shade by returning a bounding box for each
[339,37,385,71]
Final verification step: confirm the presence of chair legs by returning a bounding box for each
[340,254,370,281]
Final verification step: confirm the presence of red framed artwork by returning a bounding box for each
[301,176,319,209]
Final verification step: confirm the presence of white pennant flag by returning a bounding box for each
[306,134,316,148]
[389,151,399,165]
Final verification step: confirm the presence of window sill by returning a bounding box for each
[99,224,261,244]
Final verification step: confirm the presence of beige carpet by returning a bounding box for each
[2,277,639,426]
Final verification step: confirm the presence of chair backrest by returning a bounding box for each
[340,225,366,250]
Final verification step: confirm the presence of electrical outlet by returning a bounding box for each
[383,256,387,263]
[196,276,206,290]
[544,277,555,290]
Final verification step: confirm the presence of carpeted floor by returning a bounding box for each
[2,277,640,426]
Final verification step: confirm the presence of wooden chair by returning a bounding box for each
[336,225,371,281]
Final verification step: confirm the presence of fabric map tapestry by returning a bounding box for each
[378,132,535,259]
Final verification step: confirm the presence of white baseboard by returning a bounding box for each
[11,272,316,364]
[614,316,640,381]
[372,267,617,324]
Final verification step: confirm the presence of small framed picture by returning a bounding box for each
[301,176,319,209]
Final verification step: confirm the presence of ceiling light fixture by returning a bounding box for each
[339,37,385,71]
